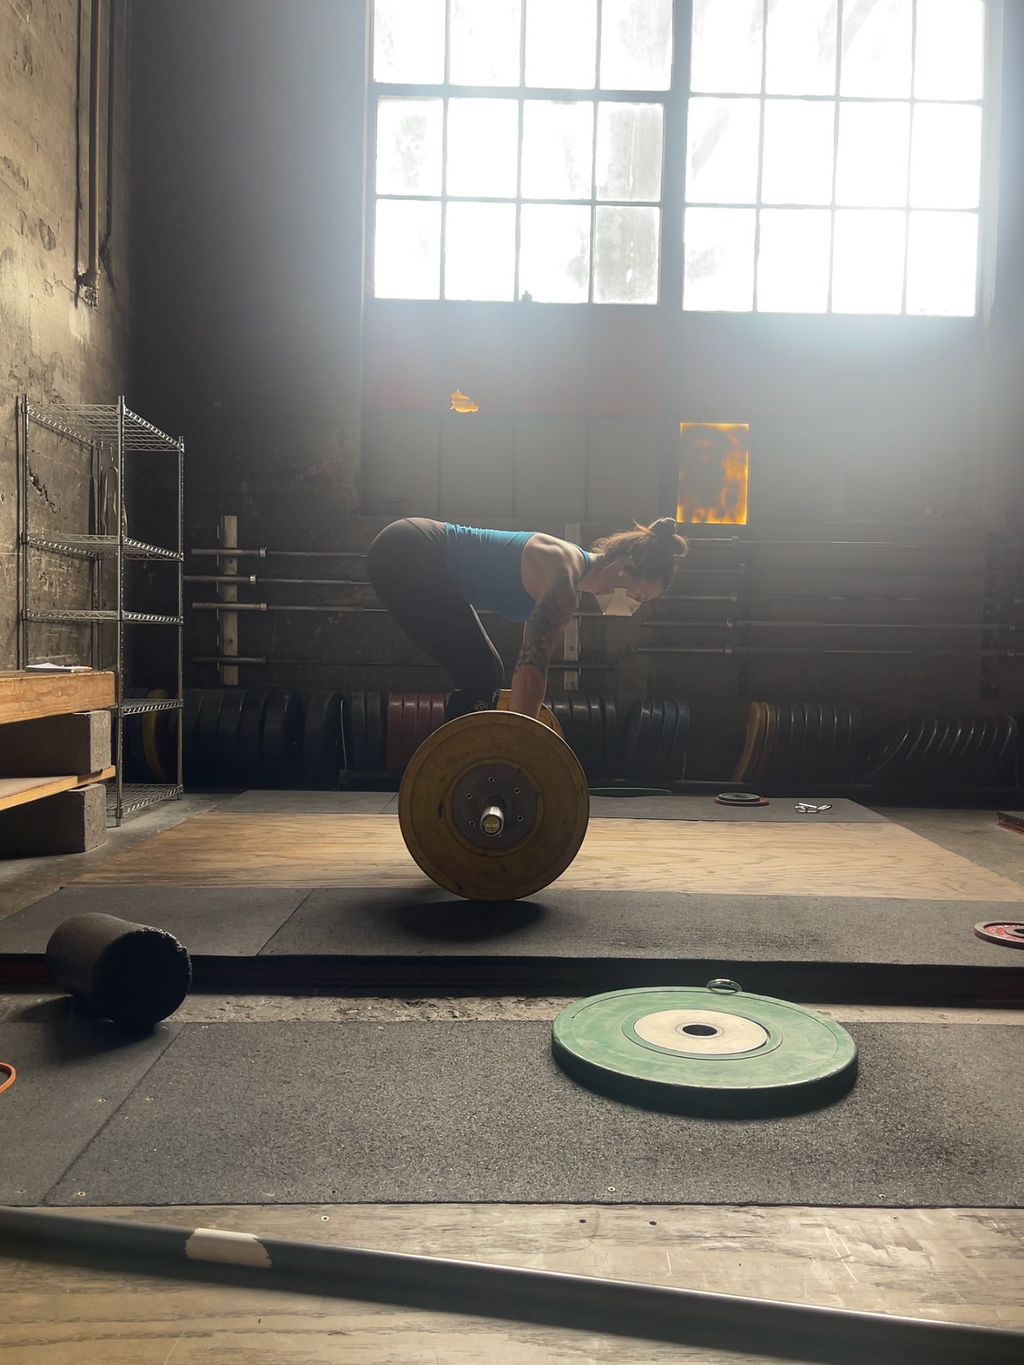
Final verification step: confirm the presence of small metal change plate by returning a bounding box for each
[552,981,858,1117]
[974,921,1024,949]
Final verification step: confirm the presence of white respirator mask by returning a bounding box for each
[594,588,642,617]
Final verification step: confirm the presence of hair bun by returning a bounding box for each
[651,517,679,541]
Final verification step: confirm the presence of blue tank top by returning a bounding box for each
[444,524,591,622]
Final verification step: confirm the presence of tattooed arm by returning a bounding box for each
[508,571,579,719]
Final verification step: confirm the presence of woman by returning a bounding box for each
[366,517,687,721]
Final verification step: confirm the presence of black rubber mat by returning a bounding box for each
[2,889,1022,1003]
[259,888,1022,969]
[0,887,310,955]
[0,1019,180,1204]
[36,1020,1024,1207]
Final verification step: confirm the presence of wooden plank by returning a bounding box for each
[73,813,1024,900]
[0,1203,1021,1363]
[0,671,115,726]
[0,768,115,813]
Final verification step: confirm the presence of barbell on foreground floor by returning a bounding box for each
[0,1209,1021,1365]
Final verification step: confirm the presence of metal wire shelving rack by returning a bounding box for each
[18,398,185,824]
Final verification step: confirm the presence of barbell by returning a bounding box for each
[398,708,589,901]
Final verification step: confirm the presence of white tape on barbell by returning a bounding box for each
[185,1227,273,1268]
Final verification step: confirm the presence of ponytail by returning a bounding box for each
[590,518,688,588]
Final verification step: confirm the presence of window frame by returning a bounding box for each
[365,0,1002,321]
[367,0,683,305]
[682,0,999,319]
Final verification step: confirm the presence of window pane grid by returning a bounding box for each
[373,91,666,301]
[683,0,986,317]
[371,1,988,313]
[371,0,669,302]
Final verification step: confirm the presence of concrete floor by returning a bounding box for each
[2,796,1022,1363]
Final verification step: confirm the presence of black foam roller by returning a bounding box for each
[46,914,192,1029]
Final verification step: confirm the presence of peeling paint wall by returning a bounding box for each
[0,0,133,667]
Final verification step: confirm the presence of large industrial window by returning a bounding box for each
[684,0,988,315]
[370,0,671,303]
[370,0,991,316]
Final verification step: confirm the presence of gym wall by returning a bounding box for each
[126,1,1024,767]
[0,0,135,668]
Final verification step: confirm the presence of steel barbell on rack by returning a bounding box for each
[398,710,589,901]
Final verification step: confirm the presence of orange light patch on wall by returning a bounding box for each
[677,423,749,525]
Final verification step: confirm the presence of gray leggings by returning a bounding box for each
[365,518,504,719]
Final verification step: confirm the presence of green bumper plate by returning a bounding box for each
[552,984,858,1118]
